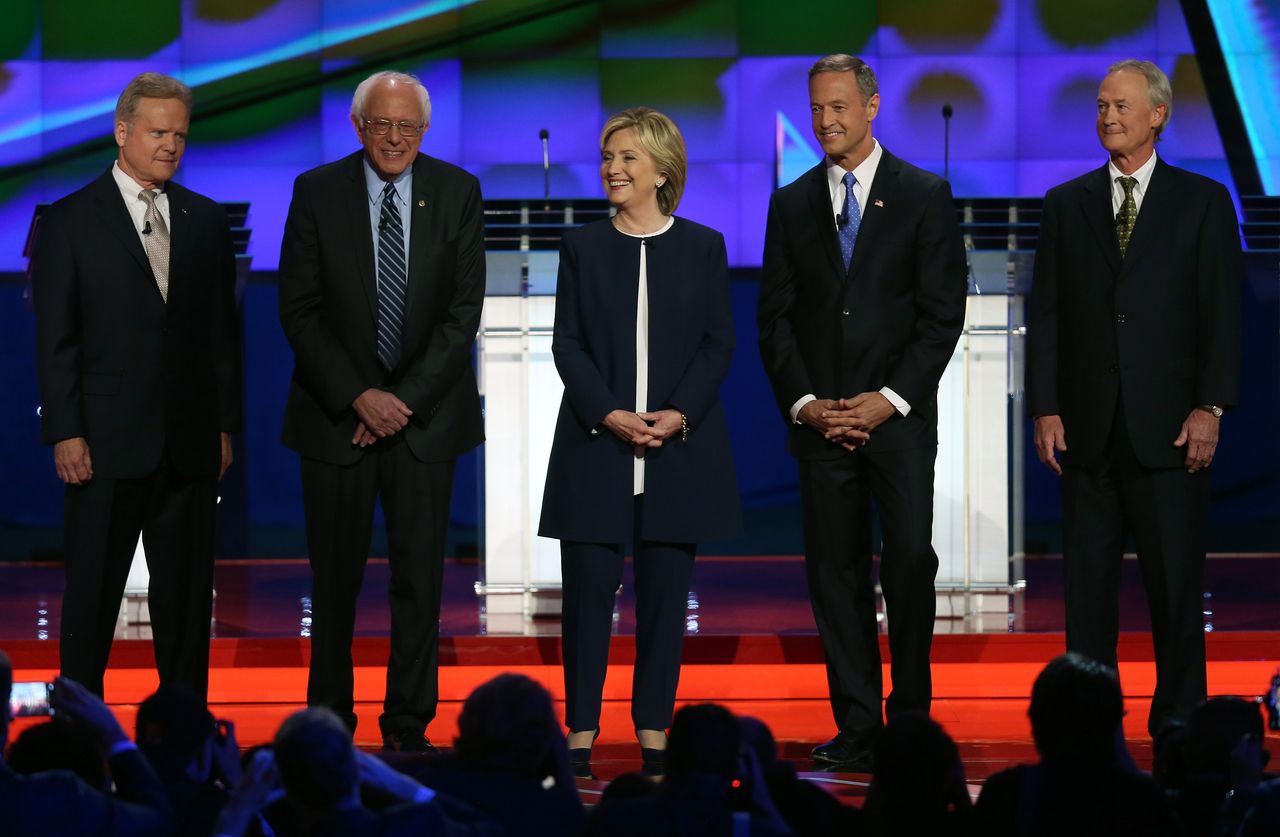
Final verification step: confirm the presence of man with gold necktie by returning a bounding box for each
[32,72,241,701]
[1028,60,1242,737]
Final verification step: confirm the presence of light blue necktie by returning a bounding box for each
[839,170,861,273]
[376,181,407,370]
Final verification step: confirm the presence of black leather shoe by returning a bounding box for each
[381,731,438,754]
[810,731,873,768]
[568,728,599,779]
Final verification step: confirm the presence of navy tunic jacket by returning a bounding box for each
[539,217,742,545]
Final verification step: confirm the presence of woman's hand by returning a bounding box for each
[637,410,683,446]
[603,409,658,446]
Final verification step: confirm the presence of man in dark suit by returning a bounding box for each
[278,71,484,751]
[758,54,967,769]
[33,72,241,700]
[1028,60,1241,736]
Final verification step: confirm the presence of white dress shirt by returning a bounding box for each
[789,139,912,423]
[615,215,675,495]
[112,161,170,249]
[1108,150,1158,216]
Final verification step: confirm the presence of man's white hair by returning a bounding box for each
[350,71,430,125]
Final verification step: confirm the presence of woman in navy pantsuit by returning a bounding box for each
[539,108,741,777]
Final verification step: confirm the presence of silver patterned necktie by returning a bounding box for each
[137,189,170,302]
[376,181,407,369]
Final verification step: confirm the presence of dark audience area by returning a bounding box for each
[3,648,1278,836]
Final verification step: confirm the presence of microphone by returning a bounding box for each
[836,213,845,229]
[540,128,551,206]
[941,103,953,180]
[142,220,152,235]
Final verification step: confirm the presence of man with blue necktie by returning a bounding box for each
[758,54,967,771]
[278,70,485,751]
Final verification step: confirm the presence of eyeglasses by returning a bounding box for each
[361,117,423,138]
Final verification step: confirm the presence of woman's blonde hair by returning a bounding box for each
[600,107,687,216]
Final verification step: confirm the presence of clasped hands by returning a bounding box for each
[603,409,683,458]
[799,392,896,451]
[351,388,413,447]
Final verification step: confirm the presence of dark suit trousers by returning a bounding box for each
[60,453,217,699]
[561,498,695,732]
[301,436,455,736]
[1062,411,1210,736]
[799,444,939,738]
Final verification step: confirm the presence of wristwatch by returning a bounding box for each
[1198,404,1224,418]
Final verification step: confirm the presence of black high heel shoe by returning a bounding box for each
[637,729,667,777]
[568,728,599,779]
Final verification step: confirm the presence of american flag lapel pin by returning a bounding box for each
[874,199,884,208]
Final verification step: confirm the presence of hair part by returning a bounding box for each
[600,107,687,216]
[1107,59,1172,138]
[115,72,193,125]
[350,70,431,126]
[808,54,879,103]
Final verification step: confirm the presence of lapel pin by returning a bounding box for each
[874,199,884,208]
[417,199,426,207]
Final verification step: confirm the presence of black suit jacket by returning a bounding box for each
[758,150,968,458]
[33,168,242,478]
[539,218,741,544]
[278,152,485,464]
[1027,158,1242,469]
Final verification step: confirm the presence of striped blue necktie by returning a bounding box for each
[839,170,861,273]
[376,181,406,370]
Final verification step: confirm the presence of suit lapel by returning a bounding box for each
[1118,159,1172,274]
[805,163,845,280]
[845,148,899,285]
[165,183,191,305]
[91,170,156,286]
[1081,164,1122,276]
[345,155,379,323]
[405,157,435,319]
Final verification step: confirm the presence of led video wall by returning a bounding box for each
[0,0,1232,272]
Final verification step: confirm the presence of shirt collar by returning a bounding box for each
[1108,149,1158,196]
[826,138,882,194]
[112,160,165,202]
[363,157,413,207]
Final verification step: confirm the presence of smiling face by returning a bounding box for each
[1096,69,1164,168]
[809,70,879,170]
[600,127,663,214]
[115,97,189,190]
[353,78,427,181]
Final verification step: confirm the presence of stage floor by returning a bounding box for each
[4,555,1279,803]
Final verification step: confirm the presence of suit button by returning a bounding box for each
[1115,313,1126,323]
[1108,364,1118,373]
[590,428,599,437]
[842,309,850,316]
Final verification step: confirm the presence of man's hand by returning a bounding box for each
[54,437,93,485]
[1034,415,1068,476]
[353,389,413,438]
[824,392,896,437]
[637,409,683,447]
[211,718,243,786]
[351,421,377,448]
[50,675,129,749]
[797,399,870,451]
[603,410,657,447]
[1174,408,1219,473]
[213,748,279,837]
[219,432,233,480]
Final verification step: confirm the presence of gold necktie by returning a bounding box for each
[1115,176,1138,258]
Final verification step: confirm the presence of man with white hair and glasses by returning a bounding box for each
[279,70,485,751]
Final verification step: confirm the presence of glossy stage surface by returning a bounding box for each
[4,555,1279,804]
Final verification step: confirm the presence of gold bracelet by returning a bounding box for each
[680,412,688,443]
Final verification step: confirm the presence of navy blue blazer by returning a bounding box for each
[539,217,742,544]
